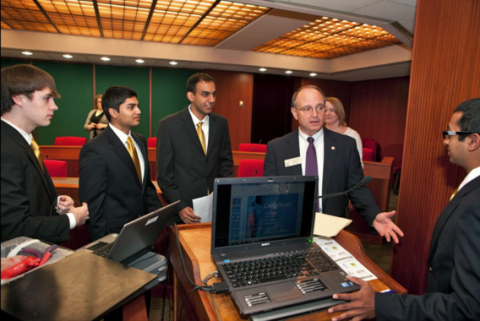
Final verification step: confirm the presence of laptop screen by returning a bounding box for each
[212,176,317,250]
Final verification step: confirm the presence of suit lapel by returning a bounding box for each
[285,130,302,175]
[105,127,141,187]
[429,176,480,258]
[132,132,148,192]
[1,122,54,200]
[181,107,206,157]
[207,115,216,157]
[322,128,337,195]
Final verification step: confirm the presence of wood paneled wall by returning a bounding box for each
[349,77,409,162]
[390,0,480,295]
[205,70,254,151]
[295,78,352,132]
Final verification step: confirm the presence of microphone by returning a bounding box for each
[251,139,262,152]
[317,176,372,199]
[253,170,258,177]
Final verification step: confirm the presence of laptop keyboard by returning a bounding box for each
[222,249,338,288]
[93,245,112,258]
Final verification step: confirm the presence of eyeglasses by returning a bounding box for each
[295,105,325,114]
[443,130,473,139]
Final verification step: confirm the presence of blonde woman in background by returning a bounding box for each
[84,94,108,139]
[324,97,363,162]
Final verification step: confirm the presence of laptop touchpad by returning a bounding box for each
[267,283,301,302]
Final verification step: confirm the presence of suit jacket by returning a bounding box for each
[375,176,480,320]
[264,128,379,227]
[84,109,109,139]
[79,125,162,241]
[156,107,234,223]
[1,121,70,243]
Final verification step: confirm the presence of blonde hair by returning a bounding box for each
[326,97,347,127]
[94,94,102,110]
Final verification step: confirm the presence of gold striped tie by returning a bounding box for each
[30,138,44,172]
[197,122,206,155]
[450,186,459,201]
[126,137,142,184]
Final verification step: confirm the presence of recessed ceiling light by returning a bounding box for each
[169,61,178,65]
[22,51,33,56]
[259,68,267,72]
[101,57,110,61]
[135,59,144,63]
[310,73,317,77]
[285,70,293,74]
[63,54,73,59]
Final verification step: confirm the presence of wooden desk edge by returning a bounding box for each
[171,224,406,321]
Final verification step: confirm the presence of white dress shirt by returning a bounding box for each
[1,117,77,229]
[458,166,480,192]
[298,128,325,211]
[109,124,145,180]
[189,105,209,152]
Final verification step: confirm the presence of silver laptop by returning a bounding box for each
[80,201,178,264]
[211,176,359,317]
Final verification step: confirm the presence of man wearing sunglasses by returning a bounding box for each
[329,98,480,320]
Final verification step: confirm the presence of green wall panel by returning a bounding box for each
[95,65,150,138]
[32,61,93,144]
[1,58,31,69]
[151,68,197,137]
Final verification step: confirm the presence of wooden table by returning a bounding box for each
[169,223,406,321]
[52,177,166,206]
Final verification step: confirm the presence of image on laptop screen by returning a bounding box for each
[212,177,317,250]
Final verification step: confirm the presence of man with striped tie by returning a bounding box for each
[79,86,162,241]
[1,64,89,243]
[329,98,480,320]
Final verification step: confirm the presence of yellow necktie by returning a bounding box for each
[450,186,459,201]
[31,138,44,172]
[197,122,206,155]
[126,137,142,184]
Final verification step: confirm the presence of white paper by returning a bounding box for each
[314,236,377,281]
[314,213,352,237]
[192,193,213,223]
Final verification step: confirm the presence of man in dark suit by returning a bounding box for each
[329,98,480,320]
[79,86,162,241]
[1,64,89,243]
[264,85,403,243]
[157,73,233,224]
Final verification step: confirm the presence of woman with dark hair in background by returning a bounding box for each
[324,97,363,162]
[84,94,108,139]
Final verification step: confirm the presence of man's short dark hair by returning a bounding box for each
[102,86,137,121]
[291,85,326,108]
[186,73,215,94]
[1,64,60,115]
[454,98,480,141]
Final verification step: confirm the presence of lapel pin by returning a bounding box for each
[331,146,335,150]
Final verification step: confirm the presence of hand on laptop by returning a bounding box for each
[372,211,404,244]
[328,275,375,321]
[70,202,89,226]
[179,207,201,224]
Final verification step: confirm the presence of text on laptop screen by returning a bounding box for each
[214,179,316,248]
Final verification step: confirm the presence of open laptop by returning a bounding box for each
[80,201,178,265]
[211,176,360,317]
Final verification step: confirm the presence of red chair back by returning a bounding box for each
[362,148,374,161]
[361,139,378,161]
[147,137,157,148]
[54,136,87,146]
[43,160,67,177]
[238,143,267,153]
[237,159,264,177]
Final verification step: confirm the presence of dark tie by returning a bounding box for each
[306,137,319,212]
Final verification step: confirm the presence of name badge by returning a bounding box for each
[284,156,301,168]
